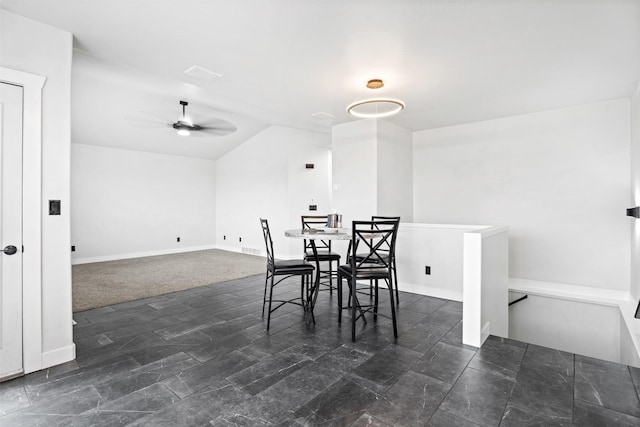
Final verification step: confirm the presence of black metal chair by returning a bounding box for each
[260,218,315,330]
[349,216,401,304]
[301,215,341,295]
[337,219,400,342]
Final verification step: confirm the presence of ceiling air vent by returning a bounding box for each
[184,65,222,80]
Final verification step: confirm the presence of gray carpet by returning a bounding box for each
[72,249,265,312]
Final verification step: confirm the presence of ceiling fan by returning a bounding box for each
[171,100,236,137]
[173,101,201,136]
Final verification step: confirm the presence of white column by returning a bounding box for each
[331,118,413,225]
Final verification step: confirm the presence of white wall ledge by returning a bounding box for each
[509,277,628,306]
[400,222,488,230]
[509,277,640,366]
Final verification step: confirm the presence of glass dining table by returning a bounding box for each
[284,228,351,323]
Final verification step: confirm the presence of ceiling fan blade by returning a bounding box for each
[125,111,173,128]
[125,105,236,137]
[197,127,237,137]
[194,117,237,136]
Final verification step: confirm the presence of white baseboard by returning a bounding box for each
[39,344,76,371]
[72,245,218,265]
[215,244,239,253]
[398,281,463,302]
[481,322,492,344]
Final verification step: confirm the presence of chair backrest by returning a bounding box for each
[350,220,399,272]
[259,218,275,267]
[372,215,401,223]
[370,216,401,256]
[301,215,332,253]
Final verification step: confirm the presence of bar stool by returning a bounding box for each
[338,219,400,341]
[301,215,341,295]
[260,218,315,330]
[350,216,401,304]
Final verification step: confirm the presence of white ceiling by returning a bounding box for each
[3,0,640,160]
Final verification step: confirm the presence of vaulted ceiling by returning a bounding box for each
[3,0,639,159]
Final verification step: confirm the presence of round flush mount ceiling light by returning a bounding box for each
[347,98,405,118]
[347,79,405,118]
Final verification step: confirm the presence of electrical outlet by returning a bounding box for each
[71,245,76,252]
[425,266,431,275]
[239,237,242,242]
[224,235,226,240]
[309,204,317,211]
[177,237,181,242]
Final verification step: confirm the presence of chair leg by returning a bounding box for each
[393,260,399,305]
[350,278,357,342]
[300,275,306,312]
[329,261,333,295]
[337,271,343,323]
[308,273,316,325]
[373,279,379,322]
[267,274,275,331]
[388,278,398,338]
[262,272,269,317]
[304,273,309,321]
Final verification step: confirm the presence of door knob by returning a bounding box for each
[3,245,17,255]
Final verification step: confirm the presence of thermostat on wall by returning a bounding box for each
[49,200,61,215]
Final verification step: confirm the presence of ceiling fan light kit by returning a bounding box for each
[347,79,405,119]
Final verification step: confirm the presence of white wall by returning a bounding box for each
[216,126,331,259]
[332,119,378,226]
[0,11,74,366]
[395,223,479,300]
[377,120,413,221]
[509,291,621,363]
[332,118,413,226]
[71,144,216,263]
[620,310,640,367]
[630,79,640,301]
[414,99,631,291]
[287,135,333,255]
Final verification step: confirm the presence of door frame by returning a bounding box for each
[0,67,46,373]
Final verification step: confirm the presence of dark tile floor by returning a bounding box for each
[2,274,640,426]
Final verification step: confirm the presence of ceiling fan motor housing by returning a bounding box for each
[174,100,202,131]
[173,121,202,131]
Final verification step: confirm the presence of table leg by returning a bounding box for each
[305,239,321,325]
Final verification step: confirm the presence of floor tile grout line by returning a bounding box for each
[416,334,480,427]
[495,343,527,427]
[8,274,640,426]
[571,352,576,424]
[629,365,640,403]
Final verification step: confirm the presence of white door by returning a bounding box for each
[0,82,24,381]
